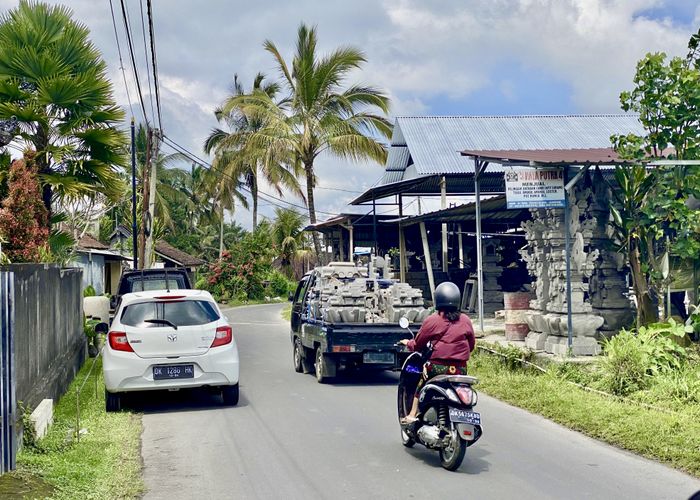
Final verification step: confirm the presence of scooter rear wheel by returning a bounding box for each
[439,428,466,471]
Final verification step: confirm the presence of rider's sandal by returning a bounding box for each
[400,416,418,425]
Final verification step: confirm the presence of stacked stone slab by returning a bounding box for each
[310,262,430,324]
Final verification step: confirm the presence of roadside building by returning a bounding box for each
[72,234,127,295]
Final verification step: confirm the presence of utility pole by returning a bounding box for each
[144,129,160,268]
[130,119,138,270]
[138,127,153,269]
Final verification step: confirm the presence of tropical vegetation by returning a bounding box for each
[204,73,302,230]
[222,23,392,258]
[610,27,700,325]
[0,0,127,217]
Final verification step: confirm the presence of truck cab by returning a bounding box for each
[290,262,430,383]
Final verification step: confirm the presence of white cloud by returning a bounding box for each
[1,0,696,221]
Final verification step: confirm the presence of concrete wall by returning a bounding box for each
[71,252,105,294]
[1,264,85,410]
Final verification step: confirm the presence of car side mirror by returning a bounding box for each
[288,292,294,302]
[94,322,109,334]
[109,296,117,309]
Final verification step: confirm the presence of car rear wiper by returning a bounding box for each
[144,318,178,330]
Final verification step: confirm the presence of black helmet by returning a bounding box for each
[434,281,461,310]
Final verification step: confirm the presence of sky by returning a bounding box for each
[1,0,699,228]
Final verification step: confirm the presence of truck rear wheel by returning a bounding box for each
[315,346,336,383]
[293,338,304,373]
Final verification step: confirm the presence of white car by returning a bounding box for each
[103,289,239,411]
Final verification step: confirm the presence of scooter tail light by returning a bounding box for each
[211,325,232,347]
[455,386,475,406]
[108,331,134,352]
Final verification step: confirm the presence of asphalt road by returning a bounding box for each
[137,303,700,500]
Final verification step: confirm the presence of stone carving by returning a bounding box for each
[520,170,632,355]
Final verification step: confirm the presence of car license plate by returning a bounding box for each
[153,364,194,380]
[449,408,481,425]
[363,352,395,364]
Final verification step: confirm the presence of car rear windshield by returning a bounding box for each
[121,275,187,293]
[121,300,220,327]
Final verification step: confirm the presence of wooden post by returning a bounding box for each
[339,228,345,262]
[399,226,407,282]
[399,194,406,282]
[420,222,435,303]
[458,223,464,269]
[441,176,448,272]
[348,226,354,262]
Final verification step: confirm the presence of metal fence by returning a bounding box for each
[1,270,16,473]
[0,264,84,474]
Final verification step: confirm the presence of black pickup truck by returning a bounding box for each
[290,272,415,383]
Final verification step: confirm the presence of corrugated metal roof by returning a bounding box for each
[381,170,405,184]
[460,147,629,165]
[391,114,645,177]
[382,196,527,226]
[385,146,411,171]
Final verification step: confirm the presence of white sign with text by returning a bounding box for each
[504,168,565,209]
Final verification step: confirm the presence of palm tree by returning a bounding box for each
[271,207,309,277]
[0,1,127,217]
[204,73,303,229]
[202,165,248,259]
[225,23,392,260]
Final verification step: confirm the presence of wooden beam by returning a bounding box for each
[420,222,435,303]
[458,222,464,269]
[441,176,448,272]
[398,193,406,282]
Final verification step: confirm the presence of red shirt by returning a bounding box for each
[407,313,476,364]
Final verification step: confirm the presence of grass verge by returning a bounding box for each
[281,304,292,321]
[470,350,700,478]
[3,357,143,499]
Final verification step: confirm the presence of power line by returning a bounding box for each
[138,0,156,124]
[119,0,149,125]
[107,0,135,118]
[146,0,163,131]
[159,135,341,217]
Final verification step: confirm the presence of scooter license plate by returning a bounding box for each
[449,408,481,425]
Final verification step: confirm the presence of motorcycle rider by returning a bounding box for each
[399,281,476,424]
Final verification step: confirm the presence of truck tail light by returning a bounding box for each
[108,331,134,352]
[332,345,352,352]
[211,326,232,347]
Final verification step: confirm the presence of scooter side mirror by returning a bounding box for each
[399,317,410,329]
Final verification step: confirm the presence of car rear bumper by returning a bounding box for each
[103,345,239,393]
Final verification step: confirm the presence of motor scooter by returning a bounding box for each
[396,317,482,471]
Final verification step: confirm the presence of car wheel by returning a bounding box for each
[315,347,335,384]
[222,384,240,406]
[293,338,304,373]
[105,389,121,412]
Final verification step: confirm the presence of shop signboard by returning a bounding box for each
[504,168,565,209]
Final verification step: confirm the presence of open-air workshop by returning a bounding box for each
[306,115,700,356]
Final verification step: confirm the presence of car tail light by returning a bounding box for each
[211,325,232,347]
[455,386,475,406]
[108,331,134,352]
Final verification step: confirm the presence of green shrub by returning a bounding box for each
[83,285,96,297]
[600,319,692,396]
[267,270,293,297]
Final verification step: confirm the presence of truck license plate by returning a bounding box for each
[363,352,395,364]
[153,364,194,380]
